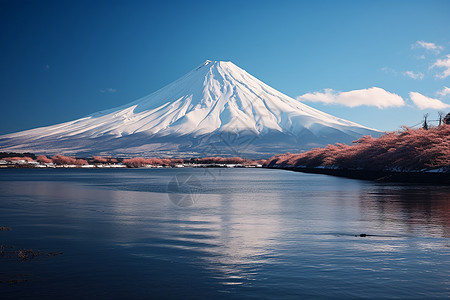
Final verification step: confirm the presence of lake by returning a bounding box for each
[0,168,449,299]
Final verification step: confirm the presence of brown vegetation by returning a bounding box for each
[265,125,450,172]
[1,156,34,162]
[36,155,52,163]
[51,155,87,165]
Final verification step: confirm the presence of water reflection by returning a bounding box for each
[0,169,449,298]
[359,185,450,237]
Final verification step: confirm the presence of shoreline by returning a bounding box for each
[0,164,262,169]
[266,166,450,184]
[2,163,449,184]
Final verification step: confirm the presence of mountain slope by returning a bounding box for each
[0,60,380,158]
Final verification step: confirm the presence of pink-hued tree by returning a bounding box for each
[92,156,108,163]
[257,159,267,165]
[122,156,257,168]
[160,159,172,166]
[36,155,52,163]
[264,125,450,171]
[2,156,34,162]
[170,159,184,164]
[122,158,145,168]
[223,157,245,164]
[51,155,78,165]
[122,157,165,168]
[74,159,88,165]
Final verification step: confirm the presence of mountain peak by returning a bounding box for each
[196,60,213,70]
[196,60,234,71]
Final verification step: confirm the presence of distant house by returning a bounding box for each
[445,112,450,125]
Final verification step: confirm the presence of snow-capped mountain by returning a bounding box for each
[0,60,380,158]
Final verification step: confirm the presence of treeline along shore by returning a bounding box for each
[1,126,449,183]
[263,125,450,184]
[0,154,266,169]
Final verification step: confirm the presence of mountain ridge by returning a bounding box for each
[0,60,381,158]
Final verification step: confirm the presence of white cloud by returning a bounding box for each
[431,54,450,79]
[44,64,50,71]
[412,40,443,53]
[100,88,117,93]
[403,71,424,80]
[297,87,405,109]
[409,92,450,110]
[437,86,450,97]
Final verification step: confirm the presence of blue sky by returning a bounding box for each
[1,0,450,134]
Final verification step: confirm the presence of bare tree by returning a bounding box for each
[438,111,445,126]
[423,113,429,130]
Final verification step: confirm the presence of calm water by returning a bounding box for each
[0,168,449,299]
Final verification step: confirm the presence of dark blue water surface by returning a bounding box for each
[0,168,449,299]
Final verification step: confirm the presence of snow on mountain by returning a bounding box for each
[0,60,381,158]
